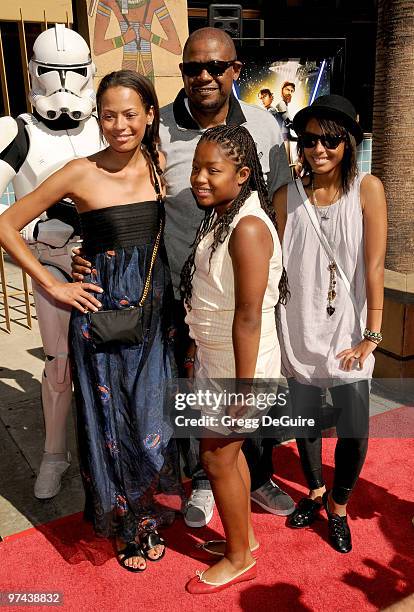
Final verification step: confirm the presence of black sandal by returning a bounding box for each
[140,530,166,562]
[117,541,147,572]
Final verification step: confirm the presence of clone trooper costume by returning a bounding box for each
[0,25,103,498]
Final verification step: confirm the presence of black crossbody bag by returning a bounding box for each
[87,164,164,348]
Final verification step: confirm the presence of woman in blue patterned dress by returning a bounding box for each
[0,70,182,572]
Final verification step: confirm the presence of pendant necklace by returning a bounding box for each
[311,179,339,221]
[311,180,341,317]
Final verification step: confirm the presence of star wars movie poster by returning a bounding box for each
[236,56,331,118]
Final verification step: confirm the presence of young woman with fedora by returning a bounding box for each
[273,94,387,553]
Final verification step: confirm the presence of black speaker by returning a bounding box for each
[208,4,243,38]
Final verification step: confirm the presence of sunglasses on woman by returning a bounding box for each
[300,132,345,150]
[181,59,237,78]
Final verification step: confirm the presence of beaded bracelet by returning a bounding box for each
[183,356,195,368]
[363,328,383,344]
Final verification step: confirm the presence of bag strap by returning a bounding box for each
[295,180,350,289]
[295,179,364,330]
[138,218,163,307]
[138,161,165,307]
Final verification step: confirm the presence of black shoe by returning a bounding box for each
[322,491,352,553]
[288,497,322,528]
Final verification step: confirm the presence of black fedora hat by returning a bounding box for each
[293,94,363,145]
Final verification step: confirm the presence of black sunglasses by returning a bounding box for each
[181,59,238,77]
[300,132,345,150]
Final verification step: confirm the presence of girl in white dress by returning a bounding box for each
[181,125,286,593]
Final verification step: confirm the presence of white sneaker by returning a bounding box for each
[184,489,215,528]
[34,451,71,500]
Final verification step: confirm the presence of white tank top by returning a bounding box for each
[185,190,283,346]
[277,173,374,385]
[185,191,282,379]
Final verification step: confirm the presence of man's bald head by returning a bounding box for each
[180,27,242,122]
[183,27,237,61]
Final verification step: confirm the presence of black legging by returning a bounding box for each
[288,379,369,505]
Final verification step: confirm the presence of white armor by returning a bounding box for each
[15,112,101,252]
[28,24,96,121]
[0,25,103,499]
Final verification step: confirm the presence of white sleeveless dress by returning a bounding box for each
[185,191,283,380]
[277,174,374,385]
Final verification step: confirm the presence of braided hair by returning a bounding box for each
[96,69,163,181]
[181,124,289,309]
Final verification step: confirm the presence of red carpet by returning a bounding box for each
[1,414,414,611]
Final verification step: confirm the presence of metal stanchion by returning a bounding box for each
[0,247,33,332]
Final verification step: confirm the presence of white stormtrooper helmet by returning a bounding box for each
[28,24,96,121]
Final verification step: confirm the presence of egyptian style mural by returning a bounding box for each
[86,0,188,105]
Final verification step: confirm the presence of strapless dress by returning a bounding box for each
[69,201,182,541]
